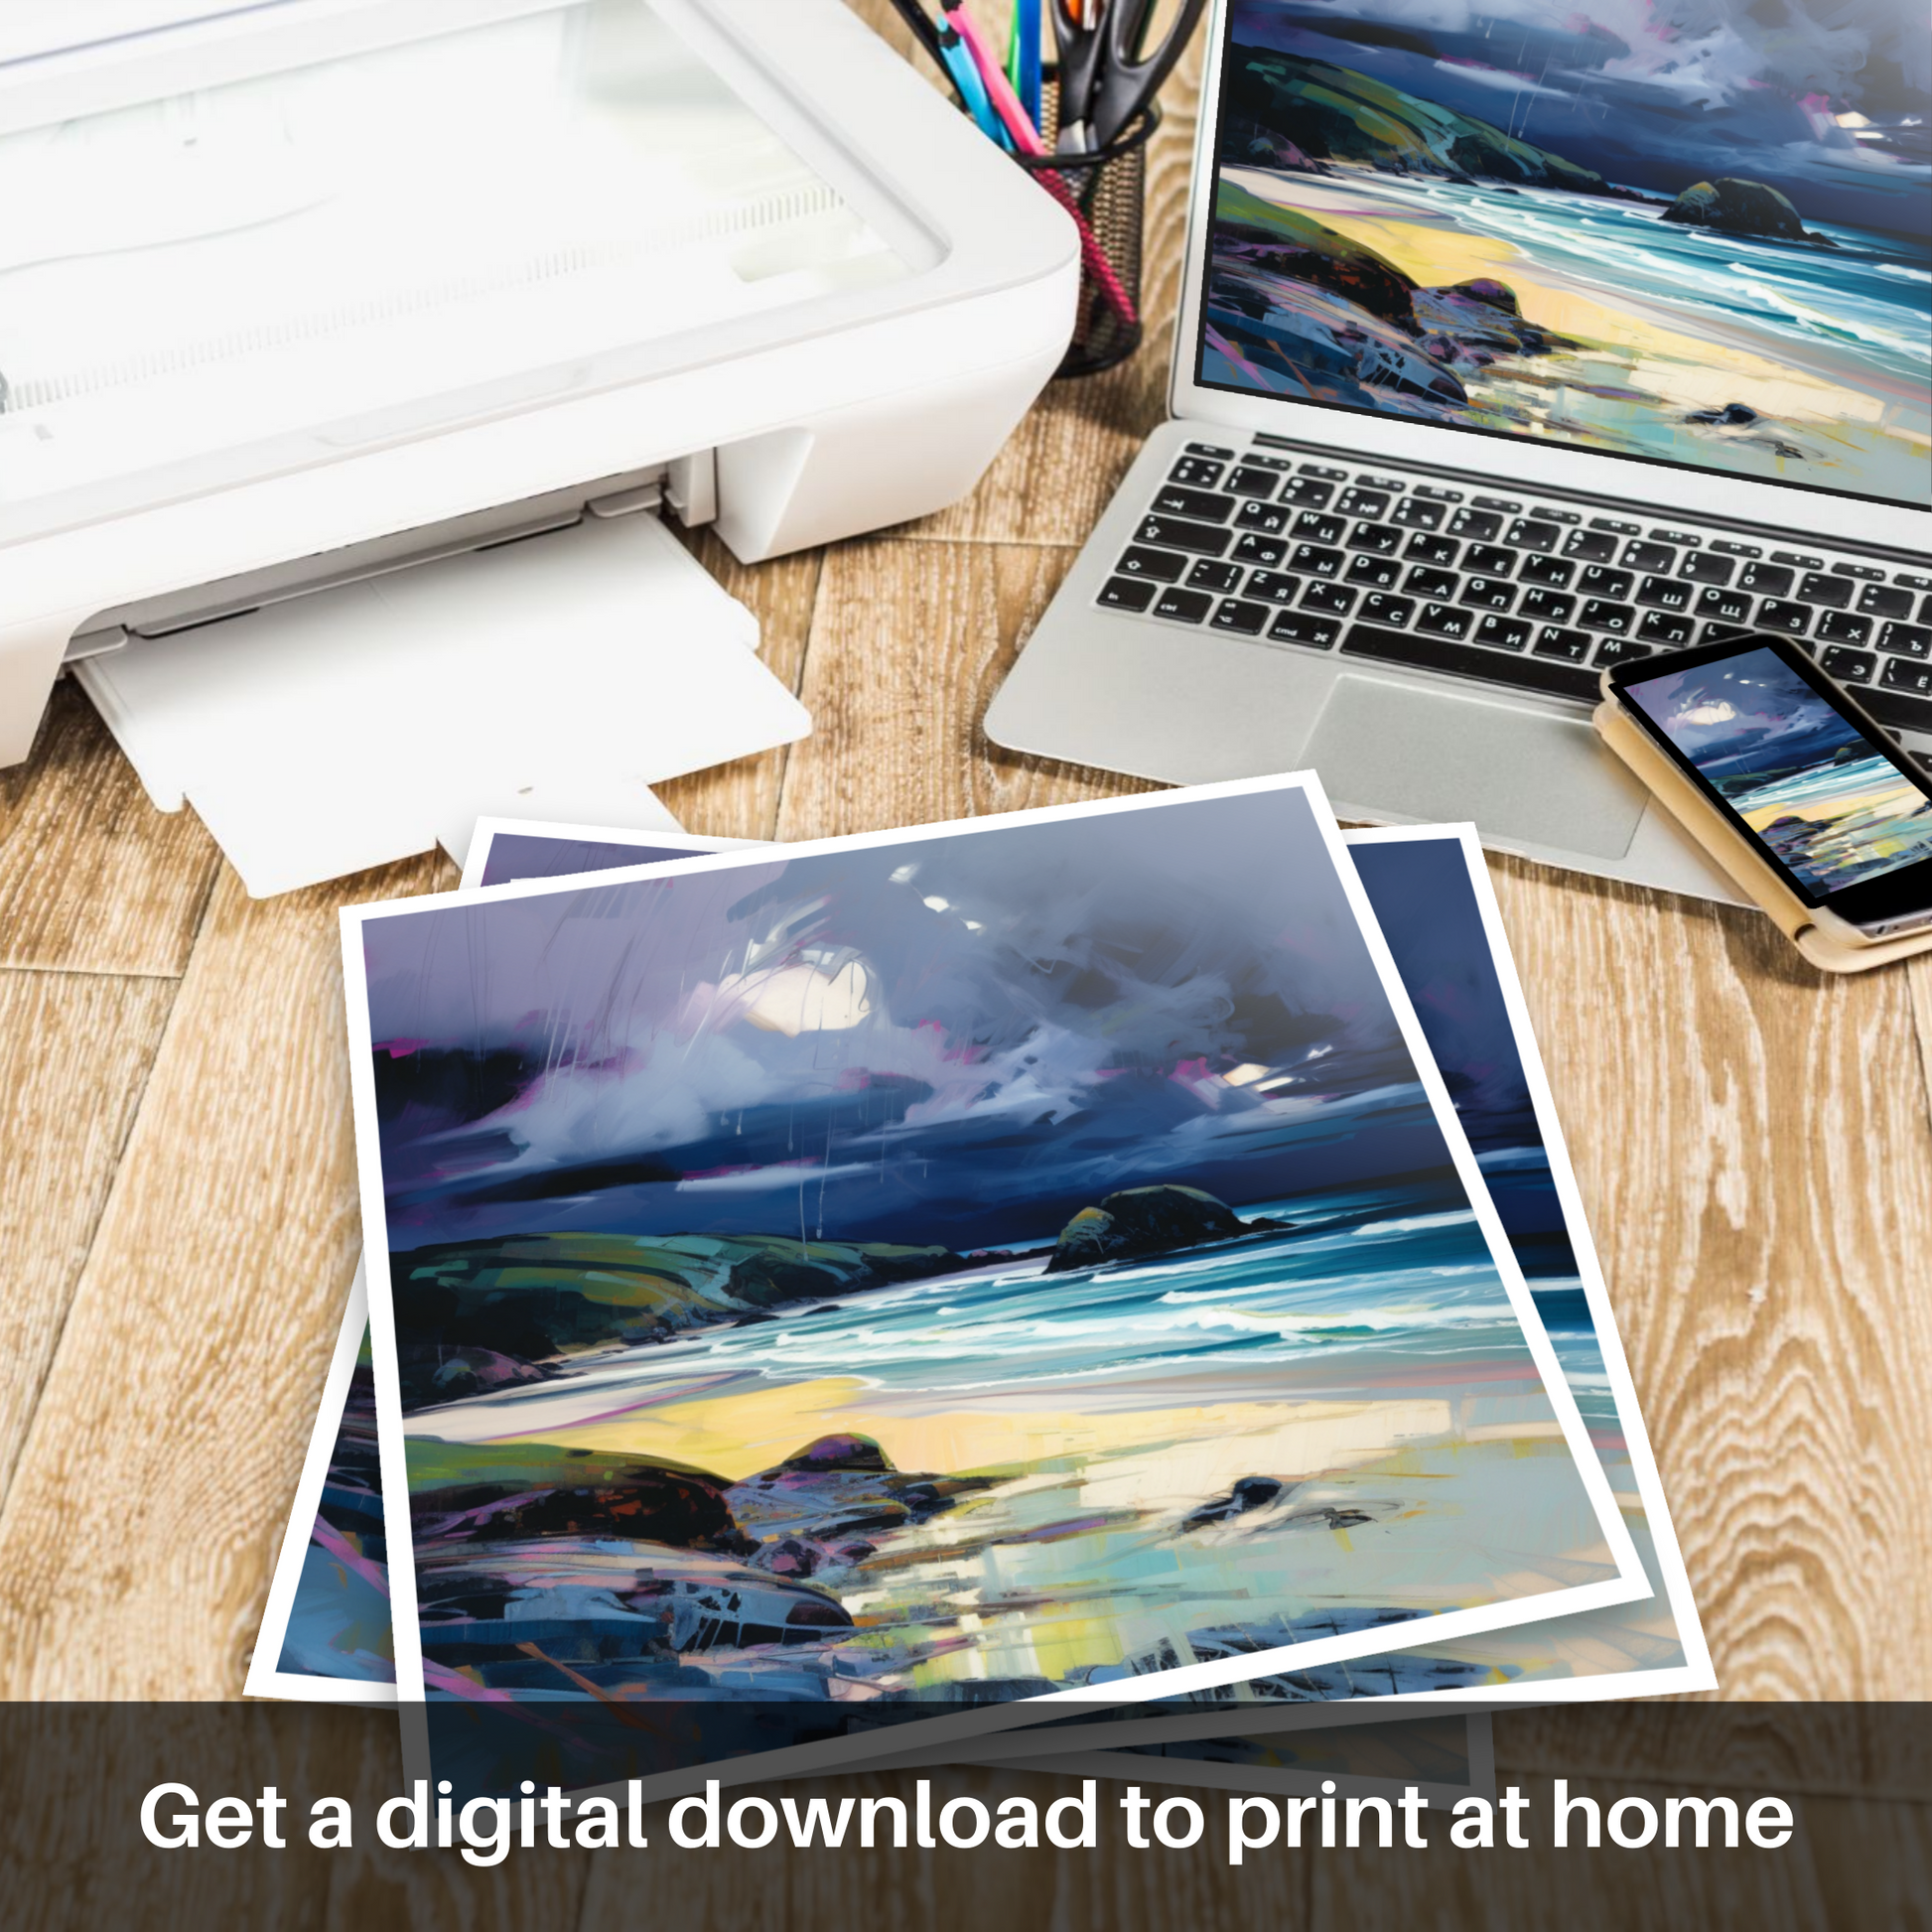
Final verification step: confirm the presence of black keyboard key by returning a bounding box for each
[1280,477,1335,508]
[1880,621,1932,659]
[1244,571,1302,605]
[1235,499,1292,535]
[1757,599,1810,636]
[1923,596,1932,623]
[1638,610,1695,646]
[1702,621,1760,644]
[1405,566,1458,601]
[1593,637,1652,667]
[1820,645,1875,683]
[1334,486,1390,519]
[1519,554,1576,589]
[1534,626,1592,662]
[1151,586,1213,623]
[1345,554,1402,590]
[1153,484,1236,521]
[1225,465,1282,499]
[1097,576,1156,612]
[1563,529,1620,563]
[1211,599,1271,635]
[1233,532,1287,567]
[1624,540,1677,574]
[1290,543,1344,578]
[1250,455,1296,472]
[1738,561,1793,597]
[1184,441,1234,459]
[1505,518,1561,552]
[1711,539,1761,558]
[1359,593,1416,627]
[1391,497,1445,531]
[1347,521,1404,555]
[1404,532,1460,567]
[1696,586,1753,624]
[1268,612,1340,649]
[1818,611,1872,645]
[1186,559,1245,594]
[1861,685,1932,736]
[1302,582,1357,617]
[1635,575,1693,613]
[1771,549,1822,570]
[1461,578,1516,612]
[1296,462,1345,479]
[1904,573,1932,592]
[1137,514,1231,558]
[1881,656,1932,697]
[1798,572,1851,610]
[1169,457,1225,487]
[1417,603,1474,639]
[1579,566,1634,601]
[1342,621,1599,700]
[1581,599,1636,634]
[1293,511,1347,545]
[1520,588,1576,624]
[1116,545,1189,583]
[1475,615,1531,651]
[1464,543,1516,578]
[1449,507,1502,541]
[1681,553,1734,586]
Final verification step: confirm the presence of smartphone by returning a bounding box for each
[1605,631,1932,943]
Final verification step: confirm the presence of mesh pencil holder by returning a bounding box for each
[1014,87,1160,379]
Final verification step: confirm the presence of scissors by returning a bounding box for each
[1050,0,1207,152]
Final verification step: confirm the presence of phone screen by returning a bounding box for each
[1614,636,1932,919]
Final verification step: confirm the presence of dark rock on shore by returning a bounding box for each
[728,1433,993,1582]
[1685,401,1758,426]
[1661,178,1837,246]
[411,1440,753,1554]
[1047,1183,1279,1273]
[1183,1475,1294,1529]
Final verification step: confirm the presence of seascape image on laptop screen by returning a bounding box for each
[1623,644,1932,892]
[355,786,1636,1720]
[1201,1,1931,506]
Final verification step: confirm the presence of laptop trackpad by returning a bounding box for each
[1305,675,1647,860]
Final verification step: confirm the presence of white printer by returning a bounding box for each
[0,0,1077,889]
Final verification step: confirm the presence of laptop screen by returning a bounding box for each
[1195,2,1931,510]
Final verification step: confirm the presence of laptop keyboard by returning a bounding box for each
[1098,441,1932,747]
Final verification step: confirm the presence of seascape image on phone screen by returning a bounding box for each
[1621,645,1932,896]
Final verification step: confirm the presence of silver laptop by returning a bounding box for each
[987,0,1931,899]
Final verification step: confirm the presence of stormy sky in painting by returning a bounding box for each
[363,788,1454,1253]
[1231,0,1931,234]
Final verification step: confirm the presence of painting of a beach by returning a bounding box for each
[348,783,1638,1728]
[1204,2,1931,504]
[1624,644,1932,894]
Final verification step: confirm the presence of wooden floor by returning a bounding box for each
[0,11,1926,1927]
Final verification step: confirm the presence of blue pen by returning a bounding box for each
[1014,0,1042,130]
[937,20,1010,148]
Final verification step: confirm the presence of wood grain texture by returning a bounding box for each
[776,538,1158,842]
[1315,1769,1929,1932]
[0,855,450,1698]
[1482,851,1932,1699]
[654,530,822,844]
[0,682,220,976]
[0,970,177,1504]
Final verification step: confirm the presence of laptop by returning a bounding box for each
[986,0,1931,899]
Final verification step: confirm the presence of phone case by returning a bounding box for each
[1593,695,1932,974]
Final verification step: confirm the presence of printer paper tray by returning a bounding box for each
[75,512,808,897]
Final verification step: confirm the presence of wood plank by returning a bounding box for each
[1313,1769,1929,1932]
[575,1766,1311,1932]
[1482,853,1932,1699]
[0,970,178,1504]
[0,681,220,976]
[774,539,1160,842]
[654,531,821,843]
[0,854,451,1698]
